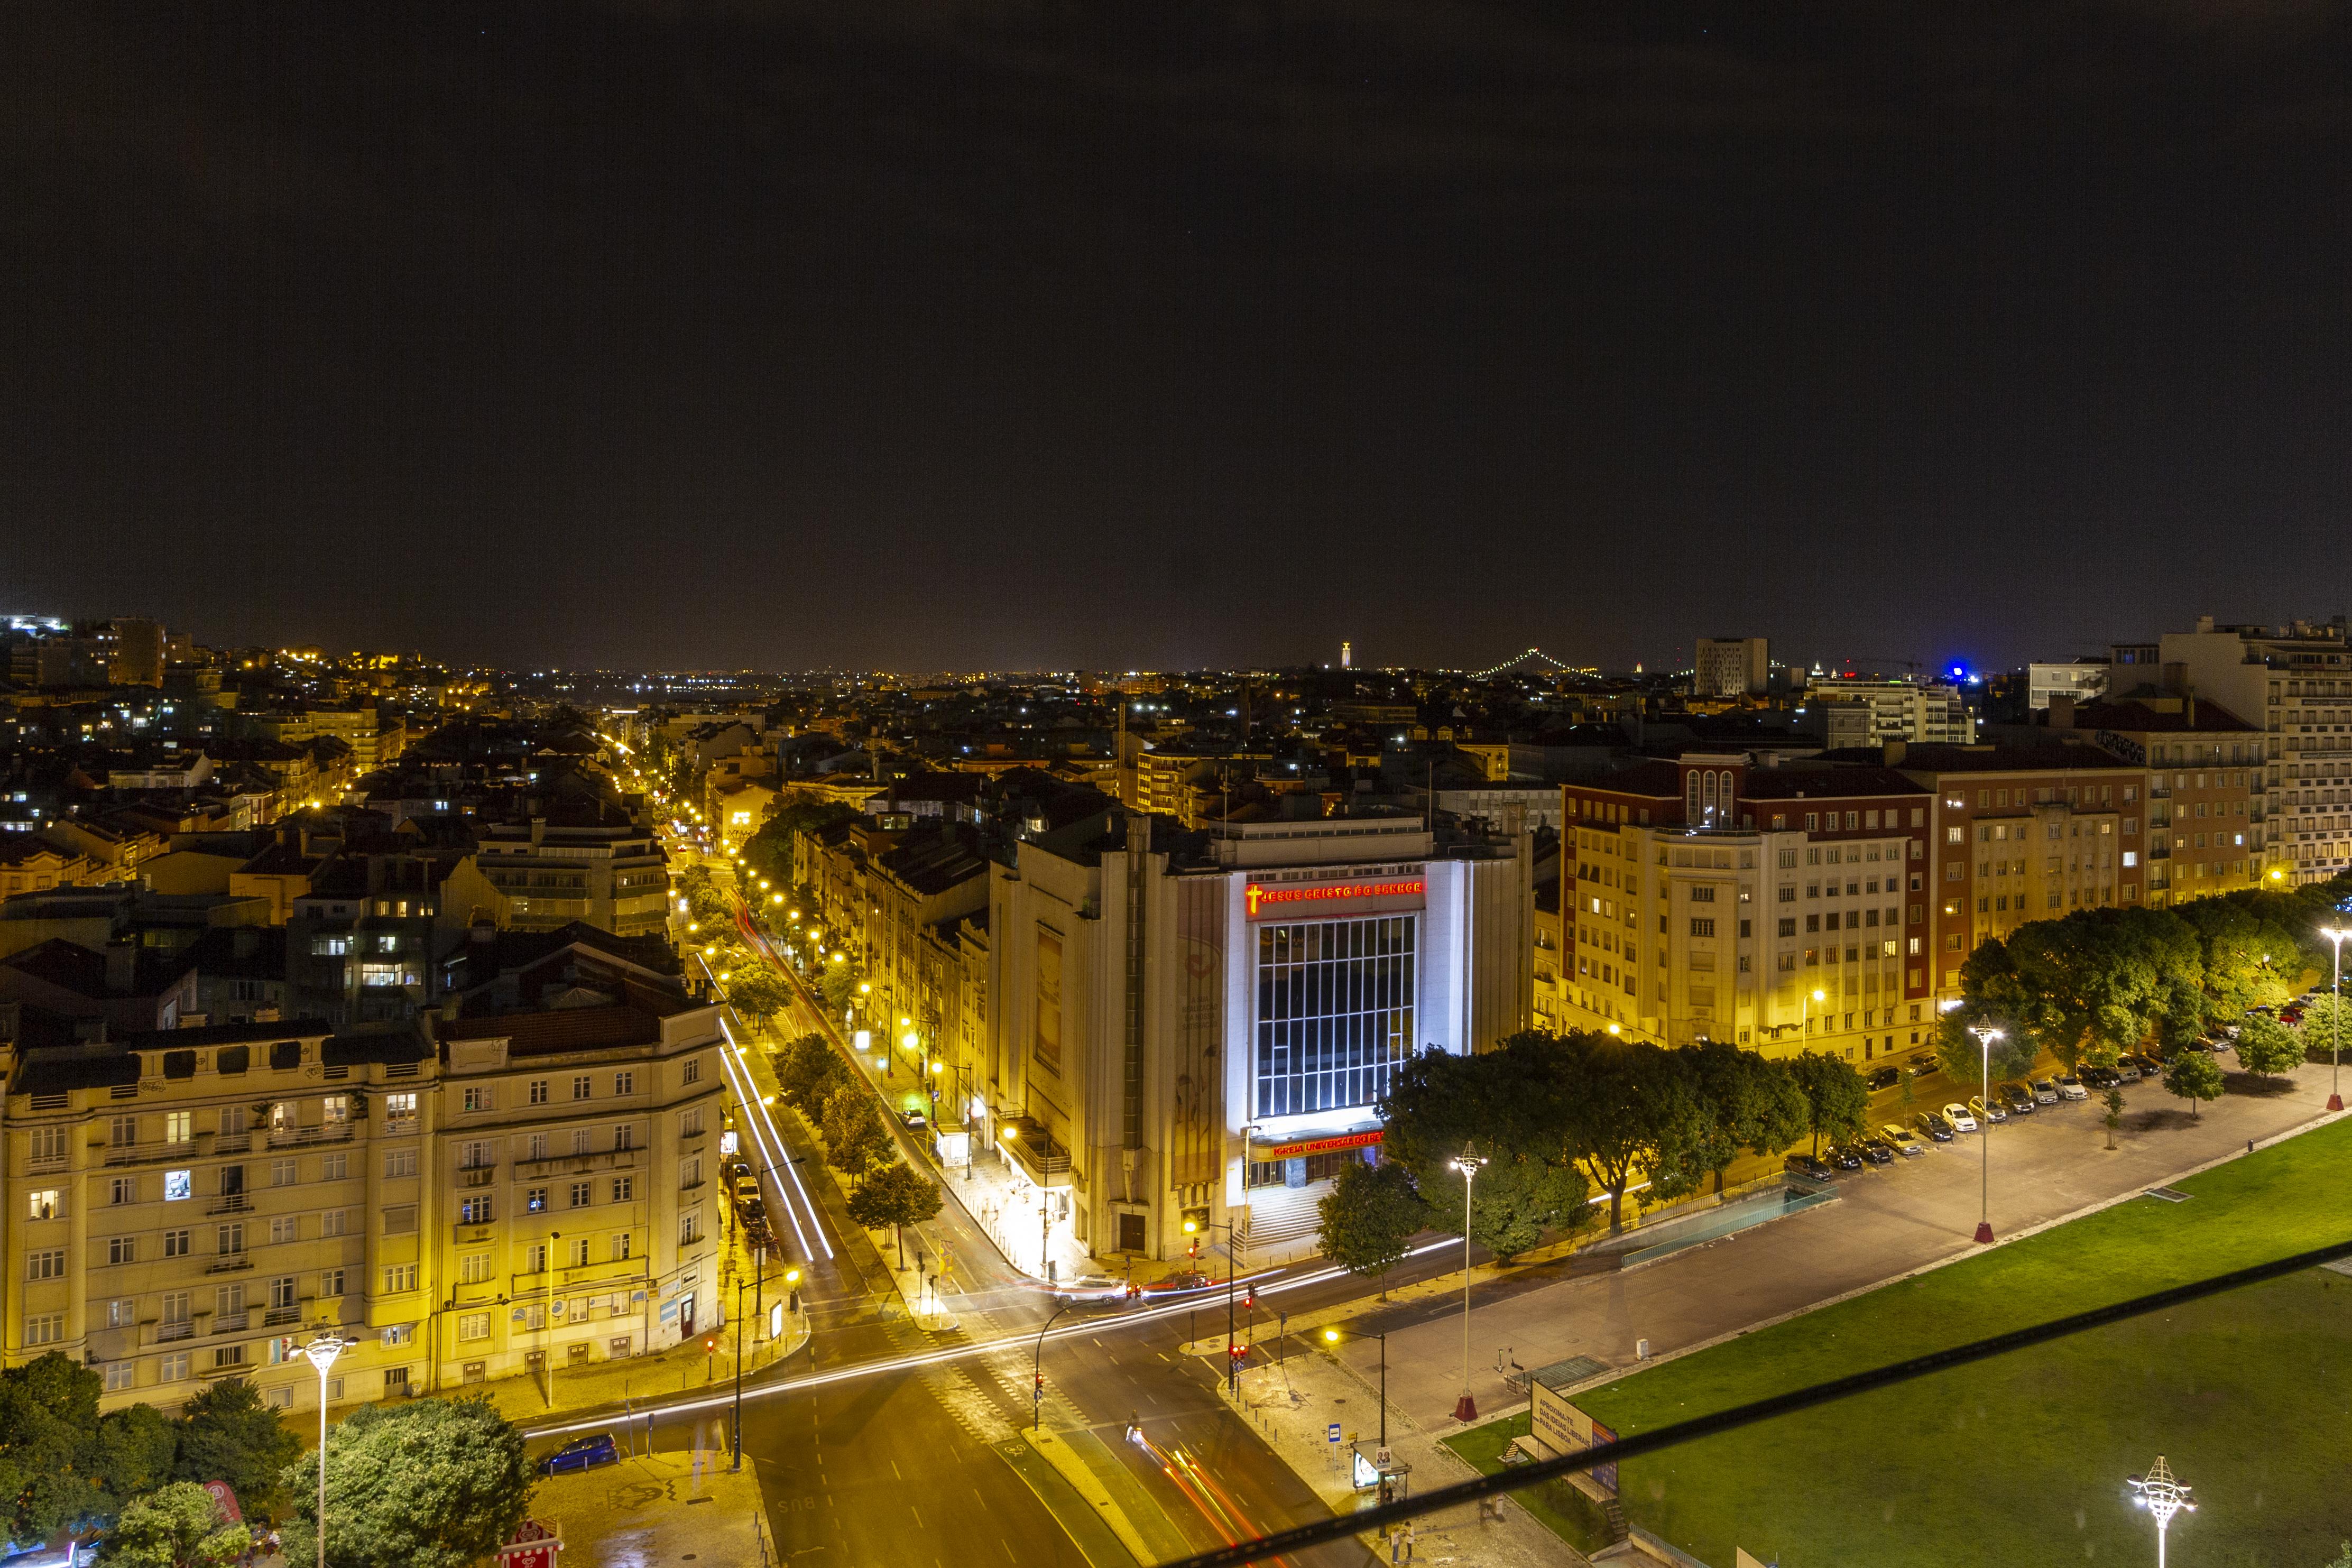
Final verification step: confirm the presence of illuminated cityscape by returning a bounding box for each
[6,7,2351,1567]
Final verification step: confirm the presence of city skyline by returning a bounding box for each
[9,5,2352,671]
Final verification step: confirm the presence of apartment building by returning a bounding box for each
[0,937,725,1414]
[2058,696,2263,907]
[2157,615,2352,882]
[1882,742,2150,998]
[474,810,669,938]
[1559,758,1933,1064]
[1800,678,1975,748]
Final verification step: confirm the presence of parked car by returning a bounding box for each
[1999,1082,2035,1114]
[1825,1145,1866,1171]
[1907,1052,1938,1074]
[2282,1007,2305,1026]
[2030,1078,2059,1104]
[1784,1152,1836,1182]
[2123,1053,2162,1077]
[899,1109,929,1131]
[2109,1058,2142,1083]
[2181,1037,2219,1054]
[1941,1102,1979,1133]
[1915,1112,1956,1142]
[2081,1065,2122,1090]
[2219,1023,2243,1041]
[1968,1095,2007,1124]
[1880,1123,1927,1156]
[2054,1075,2089,1100]
[1856,1138,1896,1165]
[539,1433,620,1475]
[1867,1066,1901,1091]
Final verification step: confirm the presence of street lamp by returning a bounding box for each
[1800,986,1827,1038]
[1449,1150,1487,1421]
[299,1333,349,1568]
[1968,1025,2003,1244]
[1182,1213,1246,1394]
[2127,1455,2195,1568]
[1032,1298,1074,1430]
[2320,926,2349,1112]
[1322,1326,1389,1446]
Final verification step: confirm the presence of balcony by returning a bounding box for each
[213,1311,249,1334]
[206,1253,251,1275]
[208,1194,252,1216]
[997,1119,1073,1189]
[213,1133,253,1155]
[262,1304,302,1328]
[101,1138,198,1168]
[154,1321,193,1344]
[266,1123,353,1149]
[515,1149,638,1181]
[460,1167,496,1188]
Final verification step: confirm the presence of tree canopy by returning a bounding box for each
[1785,1050,1871,1154]
[276,1396,532,1568]
[774,1032,848,1118]
[101,1482,250,1568]
[820,1086,892,1185]
[2161,1050,2226,1119]
[1314,1160,1427,1290]
[173,1379,299,1524]
[847,1160,943,1267]
[2234,1013,2303,1078]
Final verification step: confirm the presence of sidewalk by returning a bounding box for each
[531,1445,778,1568]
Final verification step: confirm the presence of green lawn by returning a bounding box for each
[1439,1412,1616,1556]
[1555,1117,2352,1568]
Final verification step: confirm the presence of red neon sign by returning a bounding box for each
[1244,878,1425,918]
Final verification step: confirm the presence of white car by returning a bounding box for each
[1942,1102,1979,1133]
[2030,1079,2060,1104]
[2054,1076,2089,1102]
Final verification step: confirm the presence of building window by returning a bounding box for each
[322,1209,348,1237]
[384,1149,418,1178]
[1252,915,1416,1120]
[381,1205,418,1235]
[107,1235,137,1265]
[679,1213,700,1246]
[525,1243,548,1274]
[272,1159,297,1187]
[321,1269,346,1298]
[459,1196,494,1225]
[108,1298,136,1329]
[680,1108,704,1137]
[26,1189,58,1221]
[322,1153,346,1181]
[459,1254,494,1285]
[530,1080,549,1105]
[459,1140,494,1171]
[458,1312,491,1343]
[614,1232,634,1260]
[109,1176,135,1205]
[162,1352,190,1382]
[384,1092,418,1124]
[25,1314,63,1346]
[682,1057,701,1086]
[163,1229,191,1257]
[614,1124,635,1151]
[103,1362,134,1393]
[26,1249,65,1280]
[612,1177,634,1203]
[271,1216,299,1244]
[568,1238,591,1268]
[573,1075,593,1101]
[527,1187,549,1213]
[463,1087,494,1113]
[615,1071,635,1096]
[217,1224,244,1256]
[382,1266,418,1296]
[1689,918,1715,937]
[570,1182,592,1208]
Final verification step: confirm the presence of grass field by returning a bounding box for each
[1534,1117,2352,1568]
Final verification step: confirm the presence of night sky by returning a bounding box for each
[6,3,2350,674]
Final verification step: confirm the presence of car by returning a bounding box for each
[1880,1123,1927,1156]
[1856,1138,1896,1165]
[539,1433,620,1475]
[1941,1102,1979,1133]
[1968,1095,2007,1124]
[2219,1023,2243,1041]
[2182,1037,2219,1054]
[1785,1152,1836,1181]
[2031,1078,2060,1104]
[1907,1052,1938,1074]
[2282,1007,2305,1026]
[2081,1065,2122,1090]
[1867,1066,1901,1091]
[2054,1075,2089,1101]
[1999,1082,2035,1114]
[1825,1145,1866,1170]
[2108,1058,2142,1083]
[1915,1112,1956,1142]
[899,1109,929,1131]
[2124,1053,2162,1077]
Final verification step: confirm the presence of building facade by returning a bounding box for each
[1692,637,1769,699]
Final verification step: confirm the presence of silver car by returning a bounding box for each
[2054,1076,2089,1101]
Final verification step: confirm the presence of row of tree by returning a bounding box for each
[774,1034,943,1267]
[1318,1030,1875,1284]
[1935,875,2352,1073]
[0,1355,531,1567]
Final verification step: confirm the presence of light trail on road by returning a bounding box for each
[521,1235,1458,1439]
[702,963,835,1262]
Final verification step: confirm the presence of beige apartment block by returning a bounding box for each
[2,986,723,1413]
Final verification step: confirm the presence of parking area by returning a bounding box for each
[1346,1058,2347,1429]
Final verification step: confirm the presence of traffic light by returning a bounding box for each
[1227,1344,1247,1365]
[1188,1238,1200,1260]
[1033,1372,1045,1398]
[1242,1289,1256,1311]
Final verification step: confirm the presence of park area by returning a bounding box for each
[1447,1115,2352,1568]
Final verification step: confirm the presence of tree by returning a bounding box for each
[846,1160,943,1268]
[1378,1032,1590,1255]
[2299,994,2352,1063]
[820,1086,892,1186]
[2175,900,2299,1023]
[725,967,790,1034]
[1545,1032,1707,1234]
[0,1352,110,1547]
[1786,1051,1870,1155]
[775,1033,847,1118]
[2234,1013,2303,1078]
[2102,1087,2125,1150]
[1681,1041,1806,1194]
[1931,1013,2039,1091]
[91,1404,179,1515]
[275,1396,532,1568]
[102,1482,251,1568]
[817,958,862,1015]
[1315,1161,1426,1296]
[173,1377,300,1525]
[2161,1050,2226,1120]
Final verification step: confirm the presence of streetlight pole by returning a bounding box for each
[2128,1455,2195,1568]
[1032,1299,1072,1431]
[1181,1214,1244,1393]
[2321,927,2349,1112]
[731,1274,745,1472]
[1322,1327,1389,1446]
[299,1334,348,1568]
[1449,1150,1487,1422]
[1969,1025,2003,1244]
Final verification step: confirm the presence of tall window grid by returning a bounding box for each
[1253,915,1416,1119]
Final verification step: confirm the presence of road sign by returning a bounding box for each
[1327,1423,1341,1444]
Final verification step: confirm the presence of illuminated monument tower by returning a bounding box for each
[1341,640,1352,670]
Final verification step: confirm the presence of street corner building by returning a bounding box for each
[983,807,1534,1272]
[0,931,725,1410]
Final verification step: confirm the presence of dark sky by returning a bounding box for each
[5,3,2351,675]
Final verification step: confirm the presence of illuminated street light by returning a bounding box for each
[2320,926,2349,1112]
[2127,1456,2194,1568]
[1968,1025,2003,1243]
[1322,1325,1390,1445]
[300,1334,350,1568]
[1448,1149,1487,1421]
